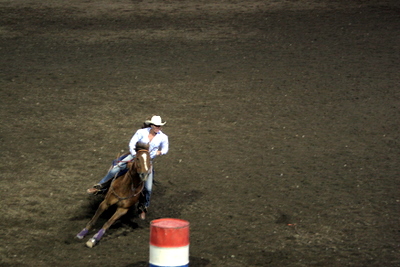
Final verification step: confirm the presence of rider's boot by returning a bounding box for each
[86,184,105,195]
[86,177,113,195]
[137,204,147,220]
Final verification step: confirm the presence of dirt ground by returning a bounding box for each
[1,0,399,266]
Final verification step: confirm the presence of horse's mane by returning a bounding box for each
[135,142,149,151]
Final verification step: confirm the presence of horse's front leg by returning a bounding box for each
[86,207,129,248]
[76,200,110,240]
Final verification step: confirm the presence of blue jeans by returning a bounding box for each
[142,168,153,208]
[99,154,153,208]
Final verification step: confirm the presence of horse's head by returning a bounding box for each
[134,142,151,182]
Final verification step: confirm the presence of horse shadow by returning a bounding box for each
[70,195,141,230]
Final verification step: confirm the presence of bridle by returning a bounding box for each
[133,149,151,172]
[110,149,150,201]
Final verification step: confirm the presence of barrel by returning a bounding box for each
[149,218,190,267]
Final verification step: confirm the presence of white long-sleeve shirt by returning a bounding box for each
[128,127,169,160]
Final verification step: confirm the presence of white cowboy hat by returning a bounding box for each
[145,115,166,126]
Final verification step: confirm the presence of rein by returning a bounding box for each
[110,180,144,201]
[114,149,148,164]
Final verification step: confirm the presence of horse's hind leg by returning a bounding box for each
[76,200,111,240]
[86,207,129,248]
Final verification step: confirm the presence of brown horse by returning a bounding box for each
[76,142,151,248]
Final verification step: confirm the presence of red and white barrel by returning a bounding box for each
[149,218,190,267]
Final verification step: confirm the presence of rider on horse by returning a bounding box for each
[87,115,169,220]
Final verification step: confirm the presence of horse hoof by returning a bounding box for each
[86,238,97,248]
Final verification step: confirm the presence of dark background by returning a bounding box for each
[1,0,399,266]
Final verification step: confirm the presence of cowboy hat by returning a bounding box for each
[145,115,166,126]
